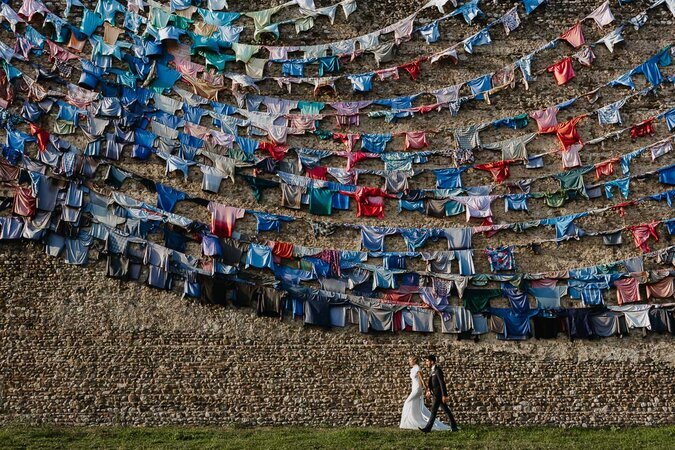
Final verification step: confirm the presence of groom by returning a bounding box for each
[419,354,459,432]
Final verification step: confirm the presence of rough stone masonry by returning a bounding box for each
[0,0,674,427]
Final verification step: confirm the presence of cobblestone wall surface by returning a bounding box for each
[0,0,674,427]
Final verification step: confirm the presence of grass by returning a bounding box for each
[0,425,673,449]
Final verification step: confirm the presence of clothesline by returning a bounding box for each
[7,4,672,155]
[7,54,675,223]
[4,153,674,282]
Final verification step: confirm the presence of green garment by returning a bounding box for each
[295,16,314,33]
[482,133,536,161]
[512,113,529,129]
[309,187,333,216]
[244,6,284,30]
[552,166,593,199]
[463,289,501,313]
[228,147,251,163]
[232,42,260,63]
[543,190,569,208]
[53,120,76,135]
[149,6,171,29]
[245,58,267,78]
[240,175,278,203]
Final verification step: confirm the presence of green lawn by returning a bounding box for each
[0,426,673,449]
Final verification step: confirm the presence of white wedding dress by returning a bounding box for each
[399,365,451,430]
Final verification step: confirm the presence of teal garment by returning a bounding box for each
[2,62,22,80]
[298,101,325,115]
[552,166,593,199]
[309,187,333,216]
[149,6,171,29]
[190,33,221,53]
[445,200,465,216]
[116,71,137,87]
[94,0,125,23]
[80,9,104,36]
[202,52,235,71]
[198,9,241,26]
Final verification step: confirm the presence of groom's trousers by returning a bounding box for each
[422,396,458,431]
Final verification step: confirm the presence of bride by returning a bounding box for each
[399,356,451,430]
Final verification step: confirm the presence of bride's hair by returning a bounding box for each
[408,355,418,363]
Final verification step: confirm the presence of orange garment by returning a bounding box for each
[541,115,585,150]
[546,57,576,85]
[271,241,294,259]
[594,158,619,180]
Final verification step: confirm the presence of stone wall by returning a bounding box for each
[1,243,674,427]
[0,0,674,427]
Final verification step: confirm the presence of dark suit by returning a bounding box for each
[421,365,458,431]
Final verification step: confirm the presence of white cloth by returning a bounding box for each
[399,365,451,431]
[586,1,615,28]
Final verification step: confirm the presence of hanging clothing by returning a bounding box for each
[541,116,585,150]
[403,131,428,150]
[475,160,513,183]
[613,277,641,305]
[454,196,497,221]
[604,177,630,200]
[308,187,333,216]
[530,106,558,131]
[628,221,659,252]
[597,99,626,126]
[630,118,655,141]
[453,124,484,150]
[560,22,585,48]
[155,183,187,212]
[484,246,516,272]
[360,226,397,252]
[207,202,245,238]
[587,1,615,28]
[547,57,575,85]
[482,133,536,161]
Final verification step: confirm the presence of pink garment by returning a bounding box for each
[337,151,378,171]
[614,277,641,305]
[288,115,317,134]
[530,107,559,131]
[560,22,585,48]
[454,196,497,221]
[404,131,428,150]
[184,122,212,141]
[174,58,205,77]
[207,202,245,238]
[529,278,558,289]
[561,143,583,169]
[646,277,674,299]
[46,40,79,61]
[18,0,49,20]
[376,67,399,81]
[629,221,660,253]
[574,47,596,67]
